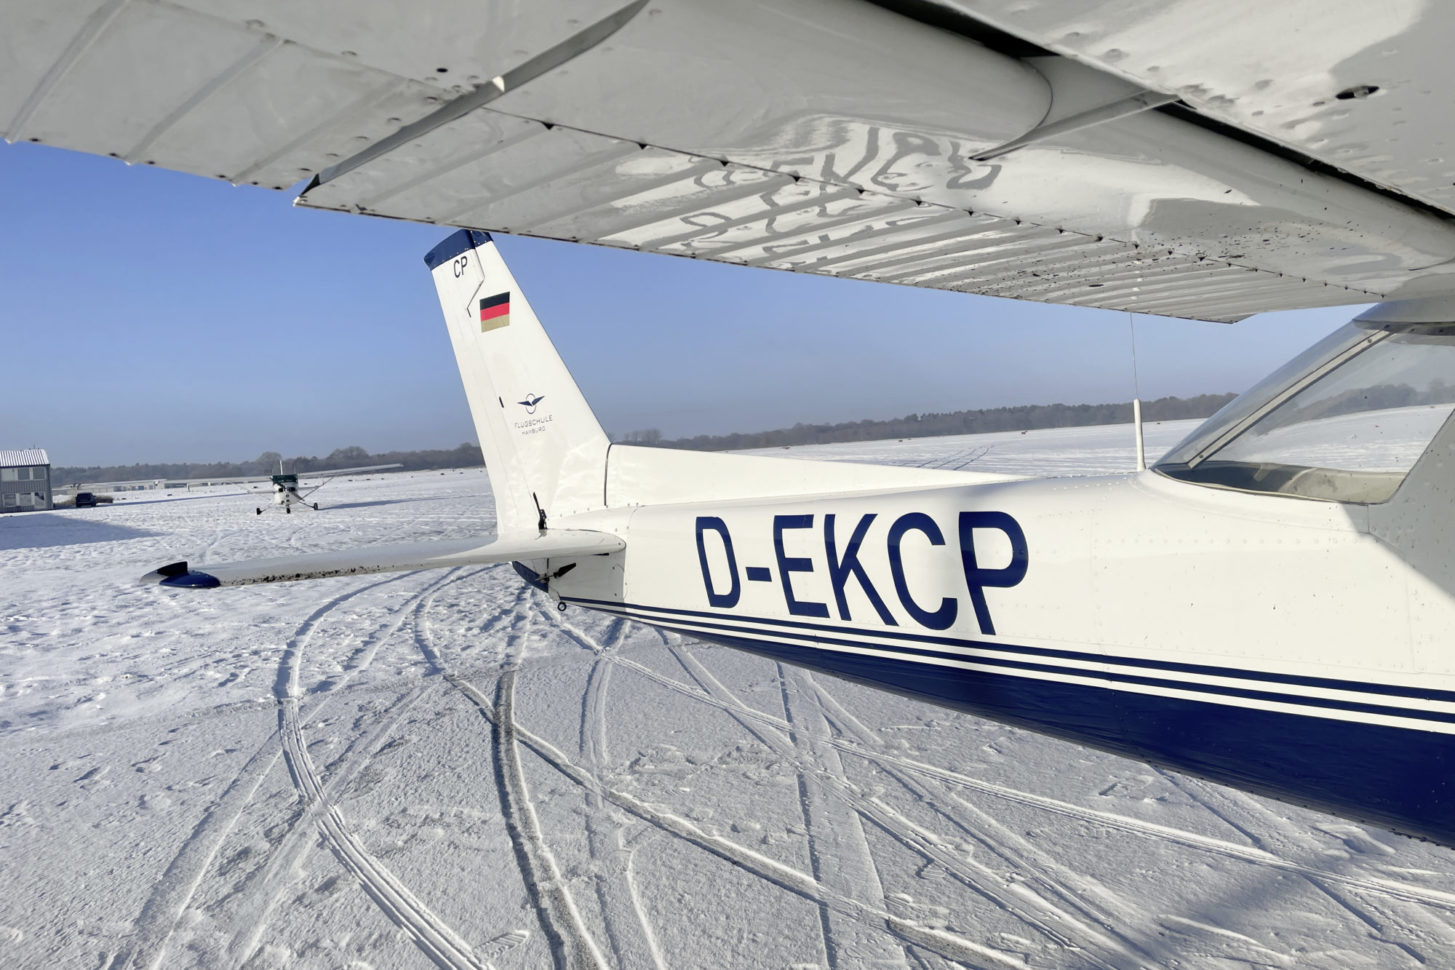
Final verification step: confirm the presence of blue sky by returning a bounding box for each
[2,140,1358,467]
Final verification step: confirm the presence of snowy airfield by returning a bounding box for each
[5,421,1455,970]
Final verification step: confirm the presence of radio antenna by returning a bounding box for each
[1129,312,1146,471]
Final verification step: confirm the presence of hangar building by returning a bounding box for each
[1,449,53,513]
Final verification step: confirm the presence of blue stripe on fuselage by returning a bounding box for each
[570,596,1455,707]
[569,597,1455,845]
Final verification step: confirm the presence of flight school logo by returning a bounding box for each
[479,292,511,332]
[513,392,553,436]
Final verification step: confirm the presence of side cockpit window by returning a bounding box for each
[1156,323,1455,504]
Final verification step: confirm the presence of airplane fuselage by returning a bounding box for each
[271,473,302,507]
[549,467,1455,845]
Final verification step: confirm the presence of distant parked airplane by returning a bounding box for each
[248,461,404,514]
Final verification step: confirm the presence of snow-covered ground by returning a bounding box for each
[4,422,1455,970]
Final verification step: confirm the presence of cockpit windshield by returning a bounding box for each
[1155,319,1455,503]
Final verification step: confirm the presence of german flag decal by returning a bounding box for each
[479,292,511,332]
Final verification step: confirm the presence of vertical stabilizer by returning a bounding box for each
[424,230,609,536]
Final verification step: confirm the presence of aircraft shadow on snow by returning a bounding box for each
[319,499,409,511]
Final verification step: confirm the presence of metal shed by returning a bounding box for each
[1,449,53,513]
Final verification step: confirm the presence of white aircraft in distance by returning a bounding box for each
[10,2,1455,844]
[246,462,404,515]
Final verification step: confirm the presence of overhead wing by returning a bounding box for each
[139,530,624,588]
[8,0,1455,320]
[64,476,268,489]
[158,475,269,487]
[298,463,402,480]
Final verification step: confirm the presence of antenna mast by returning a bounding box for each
[1129,312,1146,471]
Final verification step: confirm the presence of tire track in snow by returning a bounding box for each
[796,675,1158,969]
[455,612,1027,966]
[777,663,909,969]
[914,446,991,470]
[608,651,1455,914]
[196,524,248,567]
[663,648,1144,969]
[493,665,611,970]
[776,664,837,969]
[268,569,497,970]
[911,762,1455,915]
[570,619,668,970]
[410,569,526,674]
[1147,769,1444,967]
[416,584,609,970]
[552,610,896,965]
[792,670,1148,969]
[108,733,283,970]
[223,682,431,968]
[546,608,722,969]
[620,841,668,970]
[111,571,429,970]
[440,667,1028,969]
[278,694,489,969]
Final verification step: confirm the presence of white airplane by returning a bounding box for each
[143,230,1455,849]
[9,1,1455,844]
[247,462,404,514]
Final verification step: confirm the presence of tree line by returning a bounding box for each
[54,443,484,488]
[617,393,1235,451]
[54,392,1235,485]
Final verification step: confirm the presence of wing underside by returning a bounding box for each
[138,530,625,588]
[8,0,1455,321]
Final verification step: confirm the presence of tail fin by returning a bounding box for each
[425,230,609,536]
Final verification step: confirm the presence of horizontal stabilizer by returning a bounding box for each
[140,530,624,589]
